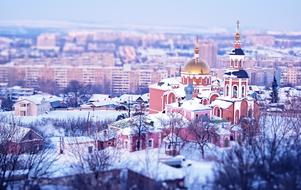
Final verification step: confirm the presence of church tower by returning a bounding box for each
[223,21,249,99]
[229,20,245,69]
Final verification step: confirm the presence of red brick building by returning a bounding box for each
[1,126,44,154]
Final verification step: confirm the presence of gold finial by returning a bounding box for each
[234,20,241,48]
[194,36,200,54]
[194,36,199,63]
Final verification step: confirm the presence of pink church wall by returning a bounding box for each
[149,88,166,114]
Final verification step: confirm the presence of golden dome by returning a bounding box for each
[183,59,210,75]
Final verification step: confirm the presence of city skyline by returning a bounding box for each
[1,0,301,31]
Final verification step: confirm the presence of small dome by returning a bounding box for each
[185,83,194,94]
[183,59,210,75]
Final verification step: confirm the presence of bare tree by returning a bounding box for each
[159,112,188,156]
[68,136,120,190]
[18,148,59,190]
[188,117,217,159]
[0,119,58,190]
[211,110,301,190]
[130,101,149,151]
[64,80,83,107]
[0,122,20,189]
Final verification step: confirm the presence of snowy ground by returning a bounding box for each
[115,147,215,189]
[1,110,126,124]
[43,146,215,190]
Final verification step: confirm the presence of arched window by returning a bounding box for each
[242,86,245,97]
[231,60,234,67]
[233,86,238,98]
[226,85,229,96]
[239,60,242,68]
[168,93,176,104]
[217,108,222,117]
[214,107,219,116]
[235,110,240,124]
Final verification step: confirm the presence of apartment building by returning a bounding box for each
[0,62,167,96]
[279,66,301,86]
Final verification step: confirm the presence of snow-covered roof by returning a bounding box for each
[216,127,231,136]
[17,95,46,104]
[172,87,186,98]
[97,129,116,141]
[46,95,63,103]
[110,116,157,135]
[149,77,182,91]
[50,136,95,145]
[148,112,189,130]
[10,126,31,142]
[249,85,265,92]
[121,149,185,181]
[111,112,189,135]
[1,125,42,143]
[17,94,61,104]
[115,94,143,103]
[210,99,233,109]
[90,100,117,107]
[198,90,213,99]
[119,148,214,185]
[141,93,149,102]
[88,94,110,102]
[168,99,211,112]
[9,86,34,91]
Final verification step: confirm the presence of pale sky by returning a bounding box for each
[1,0,300,30]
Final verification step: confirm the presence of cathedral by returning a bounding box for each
[149,21,259,124]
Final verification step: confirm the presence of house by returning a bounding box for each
[0,126,44,154]
[163,133,184,156]
[46,94,66,110]
[81,100,118,110]
[50,100,67,110]
[97,128,117,150]
[14,94,52,116]
[7,86,35,102]
[50,136,97,154]
[88,94,111,103]
[110,116,162,152]
[114,94,149,105]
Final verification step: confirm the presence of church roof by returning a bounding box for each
[224,69,249,78]
[230,48,245,55]
[183,59,210,75]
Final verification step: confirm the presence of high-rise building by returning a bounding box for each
[199,40,217,68]
[36,33,59,50]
